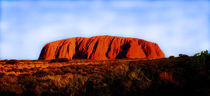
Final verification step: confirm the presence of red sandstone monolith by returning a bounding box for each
[39,35,165,60]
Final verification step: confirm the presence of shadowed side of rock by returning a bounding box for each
[39,36,165,60]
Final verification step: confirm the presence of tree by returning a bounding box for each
[194,50,209,56]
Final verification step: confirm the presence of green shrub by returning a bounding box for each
[193,50,209,71]
[194,53,201,56]
[201,50,209,55]
[194,50,209,56]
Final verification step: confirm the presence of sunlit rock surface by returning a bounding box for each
[39,35,165,60]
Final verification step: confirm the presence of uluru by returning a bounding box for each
[38,35,165,60]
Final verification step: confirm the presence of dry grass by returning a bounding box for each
[0,55,209,96]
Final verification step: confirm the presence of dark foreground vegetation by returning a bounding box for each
[0,51,209,96]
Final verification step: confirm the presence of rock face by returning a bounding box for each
[39,35,165,60]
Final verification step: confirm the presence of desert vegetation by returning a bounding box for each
[0,51,209,96]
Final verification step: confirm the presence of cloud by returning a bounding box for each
[0,0,209,59]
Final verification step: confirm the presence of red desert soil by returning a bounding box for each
[39,35,165,60]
